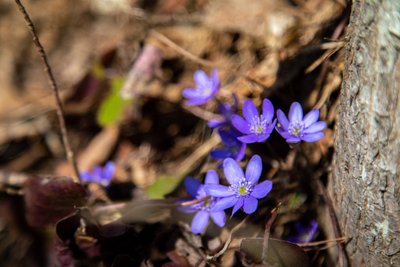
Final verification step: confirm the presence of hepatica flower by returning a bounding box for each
[182,69,220,106]
[276,102,326,143]
[205,155,272,216]
[231,99,276,143]
[182,171,226,234]
[210,128,246,162]
[80,161,115,187]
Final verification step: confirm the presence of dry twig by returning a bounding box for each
[151,30,222,69]
[206,218,248,261]
[262,203,281,265]
[298,236,349,248]
[13,0,81,182]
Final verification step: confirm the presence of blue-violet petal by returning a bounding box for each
[289,102,303,122]
[245,155,262,184]
[231,115,251,134]
[302,132,324,142]
[262,98,274,123]
[205,170,219,185]
[251,180,273,199]
[243,196,258,214]
[191,211,209,234]
[223,158,245,184]
[243,100,259,122]
[210,211,226,227]
[206,184,234,197]
[303,109,320,128]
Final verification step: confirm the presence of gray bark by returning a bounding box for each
[330,0,400,266]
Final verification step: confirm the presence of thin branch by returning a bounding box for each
[14,0,81,183]
[180,195,211,207]
[206,217,248,261]
[183,104,224,122]
[150,30,222,69]
[318,181,347,267]
[297,236,349,248]
[150,30,270,91]
[262,203,281,265]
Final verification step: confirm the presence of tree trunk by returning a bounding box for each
[330,0,400,266]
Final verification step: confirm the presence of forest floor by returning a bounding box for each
[0,0,349,266]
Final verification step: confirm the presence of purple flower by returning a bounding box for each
[287,220,318,243]
[80,161,115,187]
[210,128,246,162]
[276,102,326,143]
[182,69,220,106]
[231,99,276,143]
[205,155,273,216]
[182,171,226,234]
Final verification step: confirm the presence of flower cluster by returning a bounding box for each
[180,69,327,234]
[182,69,326,147]
[80,161,115,187]
[182,155,272,234]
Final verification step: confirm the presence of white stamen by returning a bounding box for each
[249,115,268,134]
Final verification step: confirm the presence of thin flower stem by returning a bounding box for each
[13,0,81,183]
[304,242,337,252]
[183,104,224,122]
[297,236,349,248]
[180,195,211,207]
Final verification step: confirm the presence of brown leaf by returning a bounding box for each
[240,238,310,267]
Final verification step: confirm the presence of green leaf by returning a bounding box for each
[97,77,132,127]
[146,174,185,199]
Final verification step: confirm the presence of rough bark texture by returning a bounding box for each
[330,0,400,266]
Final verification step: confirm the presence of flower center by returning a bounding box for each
[201,87,211,96]
[238,185,247,195]
[194,196,215,212]
[230,178,253,197]
[193,188,215,211]
[288,121,305,137]
[249,116,268,134]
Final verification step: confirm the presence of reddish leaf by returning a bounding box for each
[24,175,87,227]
